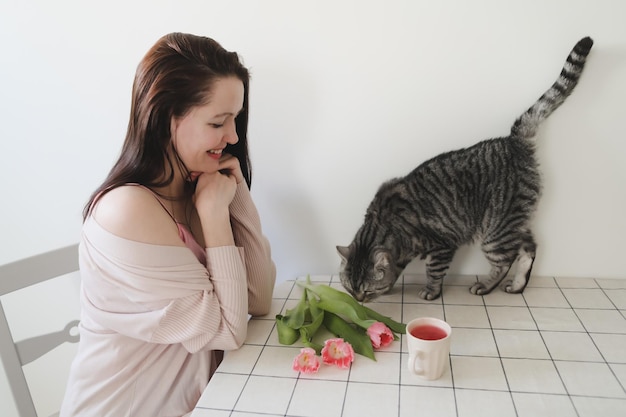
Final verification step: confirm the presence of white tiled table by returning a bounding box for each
[191,274,626,417]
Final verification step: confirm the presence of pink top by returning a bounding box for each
[177,224,207,267]
[60,182,275,417]
[133,184,208,267]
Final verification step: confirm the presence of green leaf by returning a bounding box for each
[299,305,324,344]
[323,312,376,361]
[308,290,321,316]
[298,281,369,320]
[316,299,375,330]
[299,328,324,354]
[283,286,308,329]
[297,279,406,335]
[275,314,299,345]
[361,305,406,335]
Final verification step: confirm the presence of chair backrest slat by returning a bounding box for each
[0,244,79,296]
[0,244,80,417]
[0,303,38,417]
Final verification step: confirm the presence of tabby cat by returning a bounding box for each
[337,37,593,302]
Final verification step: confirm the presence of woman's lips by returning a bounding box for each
[207,149,222,160]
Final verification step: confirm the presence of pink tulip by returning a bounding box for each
[292,347,321,374]
[321,338,355,369]
[367,322,394,349]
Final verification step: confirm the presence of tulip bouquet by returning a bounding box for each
[275,276,406,373]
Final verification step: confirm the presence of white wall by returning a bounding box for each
[1,0,625,414]
[2,0,626,279]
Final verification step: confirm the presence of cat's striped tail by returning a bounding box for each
[510,36,593,140]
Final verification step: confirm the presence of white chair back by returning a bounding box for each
[0,244,80,417]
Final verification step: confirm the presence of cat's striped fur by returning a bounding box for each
[337,37,594,302]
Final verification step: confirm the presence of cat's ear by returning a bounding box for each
[372,250,392,281]
[336,245,351,262]
[373,249,391,269]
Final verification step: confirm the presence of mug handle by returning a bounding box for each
[408,351,425,376]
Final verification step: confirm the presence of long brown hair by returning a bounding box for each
[83,32,251,220]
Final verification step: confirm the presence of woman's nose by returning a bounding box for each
[224,133,238,144]
[224,121,239,144]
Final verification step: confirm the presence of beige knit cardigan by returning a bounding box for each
[60,183,275,417]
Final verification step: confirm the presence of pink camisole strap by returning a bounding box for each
[129,184,207,267]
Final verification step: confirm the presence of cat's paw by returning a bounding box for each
[418,287,441,300]
[500,278,524,294]
[469,282,493,295]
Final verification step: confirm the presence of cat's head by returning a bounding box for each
[336,244,402,302]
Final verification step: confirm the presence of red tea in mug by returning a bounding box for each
[410,324,448,341]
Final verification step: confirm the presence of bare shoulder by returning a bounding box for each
[92,185,184,246]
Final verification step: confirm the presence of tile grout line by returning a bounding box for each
[330,273,350,417]
[439,274,460,417]
[281,279,300,417]
[544,276,588,417]
[263,279,301,417]
[215,284,285,416]
[397,273,405,417]
[596,277,626,318]
[225,283,294,416]
[590,278,626,397]
[279,280,300,417]
[480,275,520,417]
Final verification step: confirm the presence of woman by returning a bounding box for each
[60,32,276,417]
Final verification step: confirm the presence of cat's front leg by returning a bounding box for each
[419,249,455,300]
[418,279,443,300]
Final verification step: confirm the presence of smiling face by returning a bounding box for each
[171,76,245,181]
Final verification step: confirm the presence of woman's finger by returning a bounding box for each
[218,154,244,183]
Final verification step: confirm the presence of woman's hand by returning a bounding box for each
[217,153,244,184]
[193,170,237,214]
[193,153,243,210]
[192,153,242,247]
